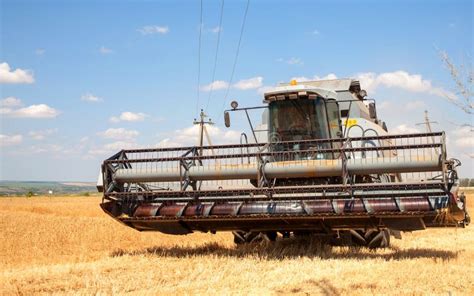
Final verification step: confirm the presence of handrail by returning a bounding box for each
[120,132,444,153]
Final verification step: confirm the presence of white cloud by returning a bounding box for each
[81,93,102,103]
[5,142,78,157]
[110,111,147,123]
[455,137,474,148]
[29,144,64,154]
[257,86,275,95]
[377,71,431,92]
[317,73,338,80]
[390,124,420,134]
[29,129,58,140]
[452,126,474,149]
[99,46,113,54]
[287,58,303,65]
[355,71,455,99]
[201,77,265,92]
[291,76,310,82]
[29,137,93,156]
[1,108,11,114]
[312,29,320,35]
[210,26,222,33]
[278,57,304,65]
[1,98,60,119]
[405,100,426,110]
[87,141,142,156]
[35,48,45,55]
[233,77,263,90]
[288,71,455,100]
[452,126,473,136]
[291,73,338,82]
[377,101,392,111]
[5,142,77,157]
[1,104,60,118]
[200,80,229,92]
[98,128,139,140]
[0,97,23,107]
[137,25,169,35]
[0,62,35,84]
[157,125,241,147]
[0,134,23,147]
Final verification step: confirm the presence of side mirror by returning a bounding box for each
[224,111,231,128]
[368,102,377,119]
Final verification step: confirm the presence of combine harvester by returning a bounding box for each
[98,79,469,248]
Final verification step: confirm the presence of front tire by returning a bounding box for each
[364,229,390,249]
[349,229,391,248]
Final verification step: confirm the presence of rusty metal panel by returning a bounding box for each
[333,199,365,214]
[134,204,161,217]
[210,203,241,216]
[366,199,398,213]
[158,204,186,216]
[399,197,431,212]
[273,202,305,214]
[239,202,271,215]
[184,204,207,217]
[305,200,334,213]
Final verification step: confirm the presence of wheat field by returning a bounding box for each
[1,192,473,295]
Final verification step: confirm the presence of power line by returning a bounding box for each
[205,0,225,112]
[218,0,250,121]
[195,0,203,116]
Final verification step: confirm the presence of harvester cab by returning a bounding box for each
[98,78,469,248]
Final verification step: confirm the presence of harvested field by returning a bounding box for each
[1,191,473,295]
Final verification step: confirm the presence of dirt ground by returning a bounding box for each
[1,191,473,295]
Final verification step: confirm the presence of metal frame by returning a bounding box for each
[99,131,466,233]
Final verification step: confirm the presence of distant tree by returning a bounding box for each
[438,50,473,160]
[438,50,473,116]
[26,191,33,198]
[469,178,474,187]
[460,178,469,186]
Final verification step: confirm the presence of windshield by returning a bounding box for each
[269,98,330,142]
[268,97,341,159]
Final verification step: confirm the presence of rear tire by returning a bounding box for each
[234,229,391,248]
[266,231,278,242]
[232,231,247,244]
[232,231,277,245]
[349,230,367,246]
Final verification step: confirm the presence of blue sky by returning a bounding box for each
[1,0,472,181]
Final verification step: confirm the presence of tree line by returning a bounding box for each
[460,178,474,187]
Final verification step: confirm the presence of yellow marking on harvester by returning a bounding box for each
[343,118,358,127]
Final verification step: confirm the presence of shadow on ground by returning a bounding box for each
[111,237,459,261]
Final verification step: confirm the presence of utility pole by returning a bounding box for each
[193,109,214,155]
[416,110,438,134]
[416,110,439,153]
